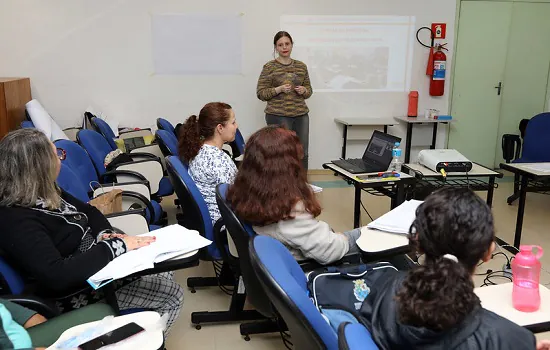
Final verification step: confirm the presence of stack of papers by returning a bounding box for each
[366,200,423,235]
[87,225,211,289]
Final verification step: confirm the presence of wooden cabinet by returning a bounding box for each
[0,78,32,138]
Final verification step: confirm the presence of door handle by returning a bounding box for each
[494,82,502,96]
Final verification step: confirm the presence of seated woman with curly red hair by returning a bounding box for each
[227,125,360,265]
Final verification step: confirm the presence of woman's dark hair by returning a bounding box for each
[227,125,320,225]
[395,187,495,332]
[178,102,232,161]
[273,31,293,46]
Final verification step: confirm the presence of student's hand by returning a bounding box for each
[23,313,47,328]
[276,84,292,94]
[100,233,127,241]
[122,236,156,251]
[294,86,307,95]
[537,340,550,350]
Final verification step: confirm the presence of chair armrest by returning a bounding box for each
[5,295,60,318]
[338,322,377,350]
[92,181,152,200]
[113,160,164,194]
[100,170,148,184]
[106,208,149,234]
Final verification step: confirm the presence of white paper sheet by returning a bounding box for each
[88,225,211,288]
[152,13,243,74]
[366,199,423,234]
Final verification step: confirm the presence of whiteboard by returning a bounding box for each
[152,13,243,75]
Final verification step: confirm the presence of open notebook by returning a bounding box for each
[87,225,211,289]
[366,199,423,235]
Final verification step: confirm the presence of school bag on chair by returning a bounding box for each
[307,262,397,332]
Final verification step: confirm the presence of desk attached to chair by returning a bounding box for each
[475,283,550,333]
[322,163,416,228]
[356,227,409,261]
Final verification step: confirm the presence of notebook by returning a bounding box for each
[366,200,423,235]
[87,225,211,289]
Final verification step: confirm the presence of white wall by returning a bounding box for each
[0,0,457,168]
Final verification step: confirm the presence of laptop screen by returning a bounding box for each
[362,131,400,165]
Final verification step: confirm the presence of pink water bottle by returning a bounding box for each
[512,245,543,312]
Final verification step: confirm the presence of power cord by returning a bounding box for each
[360,200,374,222]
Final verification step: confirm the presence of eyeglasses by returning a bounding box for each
[56,148,66,161]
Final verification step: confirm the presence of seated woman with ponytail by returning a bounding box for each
[360,187,545,350]
[178,102,238,224]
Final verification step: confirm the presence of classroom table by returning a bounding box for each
[334,117,396,159]
[475,283,550,333]
[402,162,503,207]
[322,162,416,228]
[499,162,550,248]
[47,311,164,350]
[393,117,454,163]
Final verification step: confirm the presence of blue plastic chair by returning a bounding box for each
[56,163,160,231]
[54,140,162,225]
[338,323,378,350]
[229,128,245,158]
[514,112,550,163]
[90,116,119,150]
[155,130,179,157]
[250,235,341,350]
[157,118,176,137]
[20,120,35,129]
[165,156,222,260]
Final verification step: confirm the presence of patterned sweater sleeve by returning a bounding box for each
[302,64,313,99]
[256,63,278,101]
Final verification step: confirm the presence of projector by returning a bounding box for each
[418,149,473,173]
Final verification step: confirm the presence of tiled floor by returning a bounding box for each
[163,173,550,349]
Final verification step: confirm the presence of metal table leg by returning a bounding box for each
[431,123,438,149]
[341,125,348,159]
[353,184,361,228]
[487,176,495,207]
[513,175,529,248]
[404,123,413,163]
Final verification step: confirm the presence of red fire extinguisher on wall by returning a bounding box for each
[429,44,447,96]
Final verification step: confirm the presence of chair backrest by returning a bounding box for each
[229,128,245,157]
[56,163,91,203]
[54,139,99,190]
[165,156,220,260]
[521,112,550,162]
[91,117,117,150]
[0,256,25,295]
[155,130,179,157]
[339,323,379,350]
[156,118,176,136]
[21,120,35,129]
[76,129,113,176]
[250,235,337,350]
[215,184,275,317]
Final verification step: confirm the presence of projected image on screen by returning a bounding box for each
[281,15,415,92]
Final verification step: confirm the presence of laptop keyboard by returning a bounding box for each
[347,158,367,167]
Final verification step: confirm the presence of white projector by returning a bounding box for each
[418,149,473,173]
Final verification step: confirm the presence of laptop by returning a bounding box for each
[332,130,401,174]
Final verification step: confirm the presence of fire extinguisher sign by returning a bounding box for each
[433,61,446,80]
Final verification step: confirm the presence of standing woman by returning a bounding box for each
[257,31,313,169]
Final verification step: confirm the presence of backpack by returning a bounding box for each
[306,262,397,332]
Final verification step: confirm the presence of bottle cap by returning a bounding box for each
[394,142,400,147]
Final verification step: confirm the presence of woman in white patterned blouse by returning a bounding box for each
[178,102,238,224]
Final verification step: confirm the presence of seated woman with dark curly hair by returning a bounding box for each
[360,187,549,349]
[227,125,360,265]
[0,129,184,336]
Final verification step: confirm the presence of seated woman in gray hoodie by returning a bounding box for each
[227,125,360,265]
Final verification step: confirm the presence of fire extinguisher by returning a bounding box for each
[430,44,447,96]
